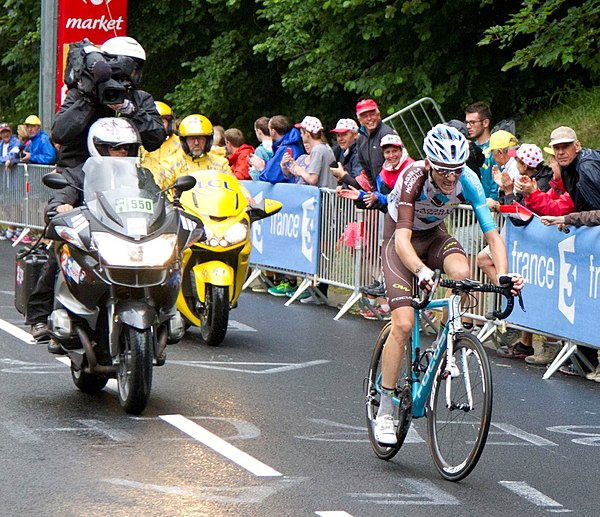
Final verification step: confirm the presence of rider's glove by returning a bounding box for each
[416,265,435,291]
[115,98,135,115]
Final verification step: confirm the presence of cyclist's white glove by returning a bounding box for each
[417,265,435,291]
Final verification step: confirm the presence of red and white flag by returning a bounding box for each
[497,201,538,222]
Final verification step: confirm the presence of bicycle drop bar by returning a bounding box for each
[410,270,523,320]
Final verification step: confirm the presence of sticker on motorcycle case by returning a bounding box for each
[126,218,148,236]
[115,197,154,214]
[60,252,82,285]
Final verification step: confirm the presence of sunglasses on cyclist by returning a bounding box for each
[109,143,131,150]
[429,162,464,178]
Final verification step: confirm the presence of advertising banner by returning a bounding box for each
[505,218,600,348]
[56,0,128,109]
[242,181,321,275]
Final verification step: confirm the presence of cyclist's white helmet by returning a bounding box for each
[423,124,470,166]
[87,117,141,158]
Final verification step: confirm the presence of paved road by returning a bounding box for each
[0,241,598,516]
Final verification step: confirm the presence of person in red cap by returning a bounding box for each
[355,99,396,194]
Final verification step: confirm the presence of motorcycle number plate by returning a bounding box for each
[115,197,154,214]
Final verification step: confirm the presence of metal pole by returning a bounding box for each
[40,0,58,132]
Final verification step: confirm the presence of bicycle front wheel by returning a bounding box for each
[427,332,492,481]
[365,322,413,460]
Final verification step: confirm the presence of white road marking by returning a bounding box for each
[103,477,302,504]
[349,478,460,506]
[160,414,282,477]
[488,423,558,446]
[168,359,329,374]
[0,318,35,344]
[499,481,570,511]
[316,512,354,516]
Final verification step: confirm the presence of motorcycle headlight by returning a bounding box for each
[203,221,248,248]
[93,232,177,266]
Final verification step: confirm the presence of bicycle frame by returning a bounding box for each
[386,293,464,418]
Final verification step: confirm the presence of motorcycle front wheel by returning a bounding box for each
[117,325,153,414]
[200,285,229,346]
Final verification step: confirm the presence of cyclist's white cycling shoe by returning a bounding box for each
[374,415,397,445]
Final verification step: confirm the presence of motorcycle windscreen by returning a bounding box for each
[82,156,164,237]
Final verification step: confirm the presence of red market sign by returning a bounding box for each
[56,0,128,110]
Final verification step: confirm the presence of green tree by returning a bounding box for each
[0,0,41,125]
[480,0,600,80]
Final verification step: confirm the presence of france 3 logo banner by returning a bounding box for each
[505,217,600,349]
[242,181,321,275]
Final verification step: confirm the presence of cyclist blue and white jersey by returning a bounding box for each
[387,160,496,233]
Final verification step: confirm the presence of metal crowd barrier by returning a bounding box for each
[0,163,54,230]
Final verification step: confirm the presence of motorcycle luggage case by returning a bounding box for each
[15,247,48,315]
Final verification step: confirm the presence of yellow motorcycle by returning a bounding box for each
[177,170,282,346]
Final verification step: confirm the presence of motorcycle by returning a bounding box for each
[177,170,282,346]
[41,157,201,414]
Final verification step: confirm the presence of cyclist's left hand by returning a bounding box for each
[498,273,524,295]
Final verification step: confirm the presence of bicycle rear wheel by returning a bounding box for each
[427,332,492,481]
[365,322,413,460]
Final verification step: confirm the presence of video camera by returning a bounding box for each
[64,39,138,105]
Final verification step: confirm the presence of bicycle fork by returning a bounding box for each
[444,294,474,412]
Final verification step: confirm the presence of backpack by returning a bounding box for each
[491,118,518,139]
[63,39,93,89]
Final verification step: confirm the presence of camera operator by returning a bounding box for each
[51,36,166,169]
[27,36,166,346]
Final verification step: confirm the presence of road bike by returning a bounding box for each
[364,271,522,481]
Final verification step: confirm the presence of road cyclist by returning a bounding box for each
[365,123,524,479]
[365,271,523,480]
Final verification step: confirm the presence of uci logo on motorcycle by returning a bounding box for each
[177,170,282,347]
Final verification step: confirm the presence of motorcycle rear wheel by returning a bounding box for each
[117,325,153,414]
[71,366,108,393]
[200,285,229,346]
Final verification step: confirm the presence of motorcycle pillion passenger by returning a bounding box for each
[25,118,159,348]
[52,35,166,170]
[158,113,253,203]
[140,100,181,178]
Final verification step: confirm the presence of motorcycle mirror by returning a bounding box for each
[247,198,283,223]
[42,172,83,191]
[172,175,196,192]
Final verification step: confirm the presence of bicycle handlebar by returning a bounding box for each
[411,269,524,321]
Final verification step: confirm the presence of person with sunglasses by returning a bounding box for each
[373,123,524,446]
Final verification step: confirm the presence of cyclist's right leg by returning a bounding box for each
[375,306,414,445]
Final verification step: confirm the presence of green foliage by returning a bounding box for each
[480,0,600,79]
[1,0,597,144]
[0,0,41,125]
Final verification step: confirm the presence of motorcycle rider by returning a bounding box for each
[27,119,159,352]
[52,36,166,170]
[28,36,164,342]
[140,101,181,180]
[156,114,234,190]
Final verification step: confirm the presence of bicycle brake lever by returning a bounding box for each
[517,291,525,312]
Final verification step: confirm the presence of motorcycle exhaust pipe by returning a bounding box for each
[156,326,168,366]
[74,326,115,375]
